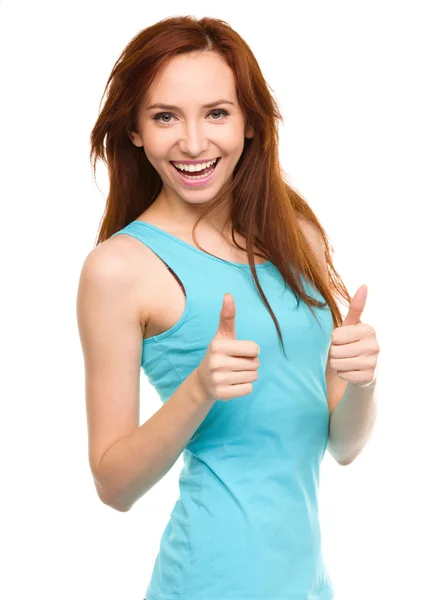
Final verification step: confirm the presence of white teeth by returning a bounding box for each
[173,158,217,172]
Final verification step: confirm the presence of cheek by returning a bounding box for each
[142,148,155,166]
[141,127,170,158]
[218,127,245,149]
[142,143,167,168]
[216,134,247,162]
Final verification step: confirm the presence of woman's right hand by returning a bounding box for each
[195,293,260,402]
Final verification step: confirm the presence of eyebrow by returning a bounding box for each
[145,99,235,111]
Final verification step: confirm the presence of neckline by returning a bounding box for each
[132,219,273,269]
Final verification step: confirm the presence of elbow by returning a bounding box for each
[102,494,131,512]
[338,452,359,467]
[328,447,357,467]
[95,480,131,513]
[108,501,131,513]
[327,439,360,466]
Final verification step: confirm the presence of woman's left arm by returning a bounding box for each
[328,375,378,466]
[326,284,380,466]
[298,218,381,466]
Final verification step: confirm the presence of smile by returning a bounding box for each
[170,157,221,188]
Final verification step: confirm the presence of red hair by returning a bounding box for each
[89,15,351,359]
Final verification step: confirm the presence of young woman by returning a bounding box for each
[77,15,380,600]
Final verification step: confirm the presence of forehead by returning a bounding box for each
[145,52,237,106]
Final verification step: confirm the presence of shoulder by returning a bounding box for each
[83,229,168,283]
[77,237,148,350]
[78,232,167,332]
[79,236,139,291]
[296,215,320,240]
[296,216,323,253]
[77,235,152,327]
[295,215,327,278]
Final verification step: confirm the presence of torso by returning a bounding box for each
[109,210,307,341]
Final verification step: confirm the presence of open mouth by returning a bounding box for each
[170,157,221,181]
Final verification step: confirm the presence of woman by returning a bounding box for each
[77,15,380,600]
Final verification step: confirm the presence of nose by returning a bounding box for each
[178,121,209,157]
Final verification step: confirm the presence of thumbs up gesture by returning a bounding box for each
[328,285,380,387]
[195,293,261,402]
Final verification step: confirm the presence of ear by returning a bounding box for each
[128,129,144,148]
[245,122,254,139]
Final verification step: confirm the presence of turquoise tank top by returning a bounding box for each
[110,220,335,600]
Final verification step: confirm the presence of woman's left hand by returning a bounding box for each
[328,284,380,387]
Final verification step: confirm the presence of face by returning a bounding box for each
[129,51,254,209]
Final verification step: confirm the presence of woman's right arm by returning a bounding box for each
[76,242,216,512]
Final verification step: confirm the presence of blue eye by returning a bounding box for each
[153,109,229,124]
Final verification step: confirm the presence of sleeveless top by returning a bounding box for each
[110,220,335,600]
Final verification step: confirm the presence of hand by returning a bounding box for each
[328,284,380,387]
[195,293,261,402]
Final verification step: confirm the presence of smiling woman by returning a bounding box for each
[79,14,356,600]
[127,50,255,211]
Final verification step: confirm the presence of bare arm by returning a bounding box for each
[76,239,215,512]
[95,370,214,511]
[328,378,378,466]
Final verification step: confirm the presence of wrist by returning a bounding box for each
[357,365,378,388]
[191,369,216,407]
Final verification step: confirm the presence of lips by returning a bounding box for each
[170,157,221,172]
[169,156,221,187]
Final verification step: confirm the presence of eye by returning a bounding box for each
[153,108,229,124]
[153,112,174,124]
[209,109,229,120]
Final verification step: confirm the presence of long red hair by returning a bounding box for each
[89,15,352,359]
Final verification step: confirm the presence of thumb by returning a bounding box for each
[342,284,368,327]
[215,293,236,340]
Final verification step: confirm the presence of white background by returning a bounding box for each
[1,1,431,599]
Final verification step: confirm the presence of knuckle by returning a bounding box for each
[213,370,224,384]
[209,355,220,371]
[215,385,226,399]
[210,339,220,353]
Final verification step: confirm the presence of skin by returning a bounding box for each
[128,50,255,235]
